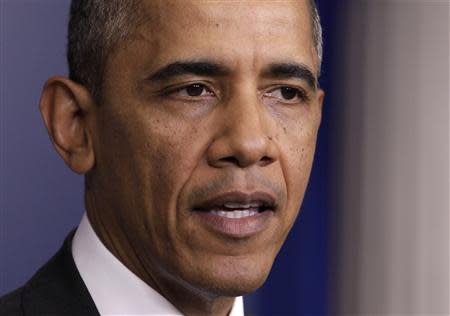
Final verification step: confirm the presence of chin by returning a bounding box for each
[208,272,270,297]
[182,253,276,297]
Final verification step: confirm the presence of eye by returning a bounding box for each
[280,87,299,100]
[172,83,215,98]
[264,86,309,103]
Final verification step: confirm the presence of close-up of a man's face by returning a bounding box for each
[85,0,321,307]
[36,0,323,314]
[3,1,449,315]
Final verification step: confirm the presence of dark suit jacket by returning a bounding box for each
[0,231,100,315]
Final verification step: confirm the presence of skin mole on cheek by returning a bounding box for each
[283,127,287,134]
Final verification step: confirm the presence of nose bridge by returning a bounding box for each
[225,91,267,143]
[207,86,277,168]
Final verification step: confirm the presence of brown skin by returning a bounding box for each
[39,1,324,315]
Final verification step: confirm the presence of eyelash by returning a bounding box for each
[161,83,310,104]
[161,83,216,99]
[265,86,310,103]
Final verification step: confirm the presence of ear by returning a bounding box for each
[39,77,96,174]
[317,88,325,112]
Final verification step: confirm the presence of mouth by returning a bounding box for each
[191,191,277,238]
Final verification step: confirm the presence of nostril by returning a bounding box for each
[221,156,240,165]
[217,155,273,168]
[260,156,273,166]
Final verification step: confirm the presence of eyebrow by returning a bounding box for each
[148,60,230,81]
[262,63,317,90]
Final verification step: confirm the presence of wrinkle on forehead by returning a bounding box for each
[141,0,310,33]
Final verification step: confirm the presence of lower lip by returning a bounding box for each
[193,210,275,238]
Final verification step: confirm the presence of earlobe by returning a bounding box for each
[39,77,96,174]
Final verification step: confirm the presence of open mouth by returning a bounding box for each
[194,201,273,219]
[192,191,276,220]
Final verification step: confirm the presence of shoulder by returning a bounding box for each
[0,231,99,316]
[0,287,25,315]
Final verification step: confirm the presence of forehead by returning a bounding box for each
[130,0,316,71]
[143,0,310,25]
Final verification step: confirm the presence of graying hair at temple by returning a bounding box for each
[67,0,323,99]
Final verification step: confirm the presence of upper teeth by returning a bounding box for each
[210,210,258,219]
[223,202,261,209]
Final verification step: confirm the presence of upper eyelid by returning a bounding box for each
[268,86,305,92]
[264,87,311,103]
[265,86,308,96]
[261,80,309,90]
[158,81,309,98]
[161,82,218,98]
[160,82,214,93]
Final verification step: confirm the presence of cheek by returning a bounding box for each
[144,121,203,202]
[136,118,209,241]
[95,106,204,223]
[280,116,319,214]
[290,129,317,174]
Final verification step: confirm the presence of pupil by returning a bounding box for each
[281,87,297,100]
[186,84,204,96]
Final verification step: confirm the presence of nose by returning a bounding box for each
[207,93,279,168]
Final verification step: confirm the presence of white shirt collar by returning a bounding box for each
[72,213,244,316]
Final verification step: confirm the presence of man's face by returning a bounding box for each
[90,0,323,297]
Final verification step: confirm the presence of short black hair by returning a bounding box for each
[67,0,143,99]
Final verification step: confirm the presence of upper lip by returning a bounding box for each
[192,191,277,212]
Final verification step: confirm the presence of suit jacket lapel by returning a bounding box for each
[21,230,100,315]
